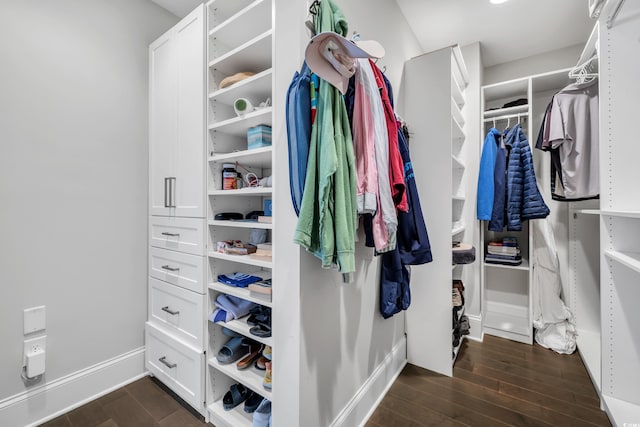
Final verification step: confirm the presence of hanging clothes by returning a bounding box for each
[285,61,312,216]
[477,128,500,220]
[489,132,507,232]
[504,124,550,231]
[532,217,577,354]
[293,0,357,277]
[536,80,599,201]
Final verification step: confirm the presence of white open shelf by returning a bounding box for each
[574,209,601,215]
[452,335,465,364]
[208,357,272,400]
[208,399,253,427]
[483,104,528,119]
[451,195,465,202]
[208,187,272,196]
[451,100,465,128]
[209,30,273,75]
[209,0,271,48]
[209,69,273,106]
[209,219,273,229]
[451,76,465,108]
[605,250,640,273]
[603,395,640,427]
[484,258,530,271]
[209,146,272,168]
[601,210,640,218]
[452,224,466,236]
[209,281,272,308]
[215,317,273,347]
[208,107,272,137]
[484,310,530,337]
[209,0,255,25]
[209,251,273,269]
[452,155,465,169]
[452,117,465,142]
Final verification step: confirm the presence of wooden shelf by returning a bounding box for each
[209,146,272,168]
[208,400,253,427]
[209,251,273,269]
[214,317,273,347]
[209,281,272,308]
[209,219,272,229]
[605,250,640,273]
[209,30,272,76]
[208,357,272,400]
[484,259,530,271]
[208,187,272,196]
[209,0,271,49]
[209,69,272,106]
[208,107,272,137]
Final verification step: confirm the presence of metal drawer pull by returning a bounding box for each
[161,265,180,272]
[158,356,176,369]
[161,306,180,315]
[161,232,180,237]
[164,177,171,208]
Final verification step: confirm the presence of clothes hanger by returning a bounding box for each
[308,0,320,16]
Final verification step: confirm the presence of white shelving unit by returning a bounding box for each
[205,1,274,425]
[404,45,475,377]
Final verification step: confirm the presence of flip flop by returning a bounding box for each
[216,336,246,364]
[237,343,263,370]
[250,322,272,338]
[222,383,249,410]
[243,391,263,413]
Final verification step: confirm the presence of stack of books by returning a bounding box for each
[250,243,272,262]
[485,237,522,266]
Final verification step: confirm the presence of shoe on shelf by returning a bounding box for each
[253,398,271,427]
[263,361,272,390]
[254,356,268,371]
[262,345,272,361]
[222,383,249,411]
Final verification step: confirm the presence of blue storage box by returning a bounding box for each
[247,125,272,150]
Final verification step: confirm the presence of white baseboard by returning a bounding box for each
[0,347,147,427]
[330,336,407,427]
[466,313,483,342]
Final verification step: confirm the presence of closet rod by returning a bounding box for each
[483,112,528,123]
[607,0,626,28]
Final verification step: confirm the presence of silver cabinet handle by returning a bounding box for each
[161,306,180,315]
[168,177,176,208]
[161,232,180,237]
[161,265,180,272]
[164,177,170,208]
[158,356,176,369]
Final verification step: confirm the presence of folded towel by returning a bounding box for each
[215,294,257,320]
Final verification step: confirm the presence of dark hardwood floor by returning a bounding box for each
[367,335,612,427]
[40,335,611,427]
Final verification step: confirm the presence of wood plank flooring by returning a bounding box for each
[39,335,611,427]
[367,335,612,427]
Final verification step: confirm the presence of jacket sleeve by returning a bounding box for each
[477,132,497,220]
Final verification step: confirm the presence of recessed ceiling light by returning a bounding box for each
[490,0,510,4]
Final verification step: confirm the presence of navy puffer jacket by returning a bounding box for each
[505,124,550,230]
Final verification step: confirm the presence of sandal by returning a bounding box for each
[250,322,272,338]
[216,336,246,364]
[263,361,272,390]
[243,391,263,413]
[222,383,249,410]
[254,356,268,370]
[237,343,263,370]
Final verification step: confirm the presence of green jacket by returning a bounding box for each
[293,0,357,275]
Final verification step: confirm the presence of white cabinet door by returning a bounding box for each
[149,31,177,217]
[174,7,205,218]
[149,5,204,218]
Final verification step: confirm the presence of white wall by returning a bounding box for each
[0,0,176,405]
[484,44,584,85]
[293,1,423,426]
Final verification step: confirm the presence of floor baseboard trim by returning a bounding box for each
[0,347,146,427]
[466,314,483,342]
[330,336,407,427]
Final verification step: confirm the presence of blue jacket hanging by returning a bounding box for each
[477,128,500,220]
[285,61,312,216]
[504,124,550,230]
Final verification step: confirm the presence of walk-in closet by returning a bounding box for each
[2,0,639,426]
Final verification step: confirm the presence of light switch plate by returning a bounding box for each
[24,306,46,335]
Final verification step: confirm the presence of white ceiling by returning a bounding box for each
[151,0,594,68]
[395,0,594,67]
[151,0,203,18]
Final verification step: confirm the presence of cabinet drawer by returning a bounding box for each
[150,216,205,255]
[145,322,204,412]
[150,247,206,294]
[148,277,206,349]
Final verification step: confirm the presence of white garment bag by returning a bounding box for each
[531,218,577,354]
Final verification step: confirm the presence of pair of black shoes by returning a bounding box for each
[248,306,271,338]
